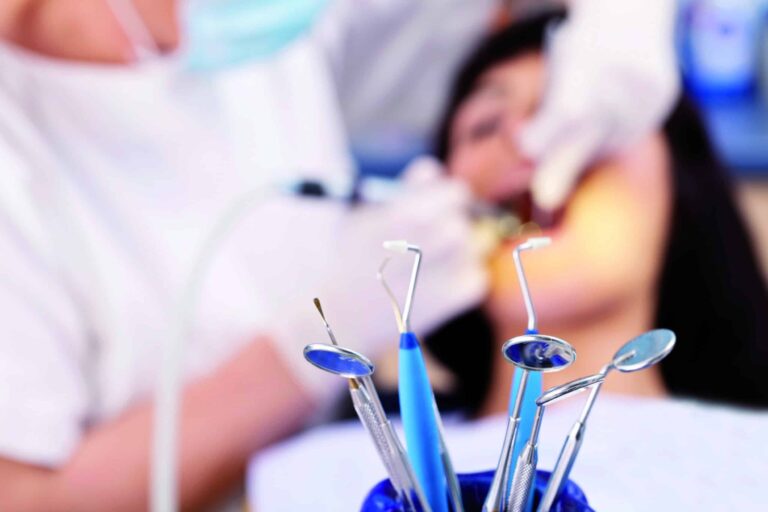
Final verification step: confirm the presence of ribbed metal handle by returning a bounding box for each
[351,388,399,484]
[351,384,431,512]
[508,464,534,512]
[507,444,537,512]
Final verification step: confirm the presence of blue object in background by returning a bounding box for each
[680,0,763,98]
[183,0,330,70]
[398,332,449,512]
[352,132,430,180]
[361,469,593,512]
[698,94,768,175]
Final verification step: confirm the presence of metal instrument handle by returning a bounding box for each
[537,421,586,512]
[507,443,537,512]
[482,415,518,512]
[351,380,431,512]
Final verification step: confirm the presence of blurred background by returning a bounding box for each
[351,0,768,279]
[2,1,768,510]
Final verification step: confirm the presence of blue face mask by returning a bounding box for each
[182,0,330,71]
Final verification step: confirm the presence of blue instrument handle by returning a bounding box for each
[398,332,449,512]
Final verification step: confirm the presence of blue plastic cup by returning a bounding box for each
[361,470,593,512]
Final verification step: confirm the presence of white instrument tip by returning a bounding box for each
[525,237,552,250]
[383,240,410,253]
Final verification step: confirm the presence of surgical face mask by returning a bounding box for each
[108,0,330,70]
[182,0,330,71]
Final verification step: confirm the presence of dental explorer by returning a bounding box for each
[537,329,676,512]
[382,240,461,512]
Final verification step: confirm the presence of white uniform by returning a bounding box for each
[249,396,768,511]
[0,0,496,467]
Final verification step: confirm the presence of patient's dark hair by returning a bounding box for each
[425,10,768,411]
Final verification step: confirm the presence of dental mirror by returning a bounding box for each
[303,338,429,511]
[303,343,374,378]
[612,328,676,373]
[502,334,576,372]
[538,329,677,512]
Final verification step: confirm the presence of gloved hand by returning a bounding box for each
[519,0,680,211]
[255,157,488,403]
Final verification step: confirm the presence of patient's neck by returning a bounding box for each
[480,293,666,417]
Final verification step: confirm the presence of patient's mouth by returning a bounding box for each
[532,202,565,230]
[472,190,566,250]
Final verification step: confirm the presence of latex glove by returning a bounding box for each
[258,157,488,402]
[519,0,680,211]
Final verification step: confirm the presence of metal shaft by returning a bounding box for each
[482,416,517,512]
[350,379,431,512]
[402,246,422,331]
[537,421,585,512]
[512,247,536,333]
[538,368,608,512]
[433,401,464,512]
[483,370,530,511]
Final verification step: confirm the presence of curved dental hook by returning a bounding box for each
[377,258,405,333]
[382,241,422,332]
[512,237,551,332]
[313,297,339,346]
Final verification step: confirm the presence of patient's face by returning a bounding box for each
[447,53,672,332]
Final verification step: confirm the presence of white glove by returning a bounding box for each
[259,157,488,403]
[519,0,680,211]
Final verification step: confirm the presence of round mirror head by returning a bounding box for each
[537,373,605,407]
[612,329,676,373]
[303,344,374,378]
[502,334,576,372]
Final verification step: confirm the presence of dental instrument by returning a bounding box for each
[483,237,553,512]
[537,329,676,512]
[484,333,575,512]
[511,238,551,461]
[303,299,430,512]
[506,374,605,512]
[382,240,460,512]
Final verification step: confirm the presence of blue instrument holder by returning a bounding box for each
[361,470,593,512]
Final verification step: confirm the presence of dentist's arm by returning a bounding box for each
[0,339,310,512]
[519,0,680,211]
[0,158,486,512]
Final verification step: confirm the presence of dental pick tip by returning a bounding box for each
[525,236,551,250]
[383,240,410,253]
[313,298,325,319]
